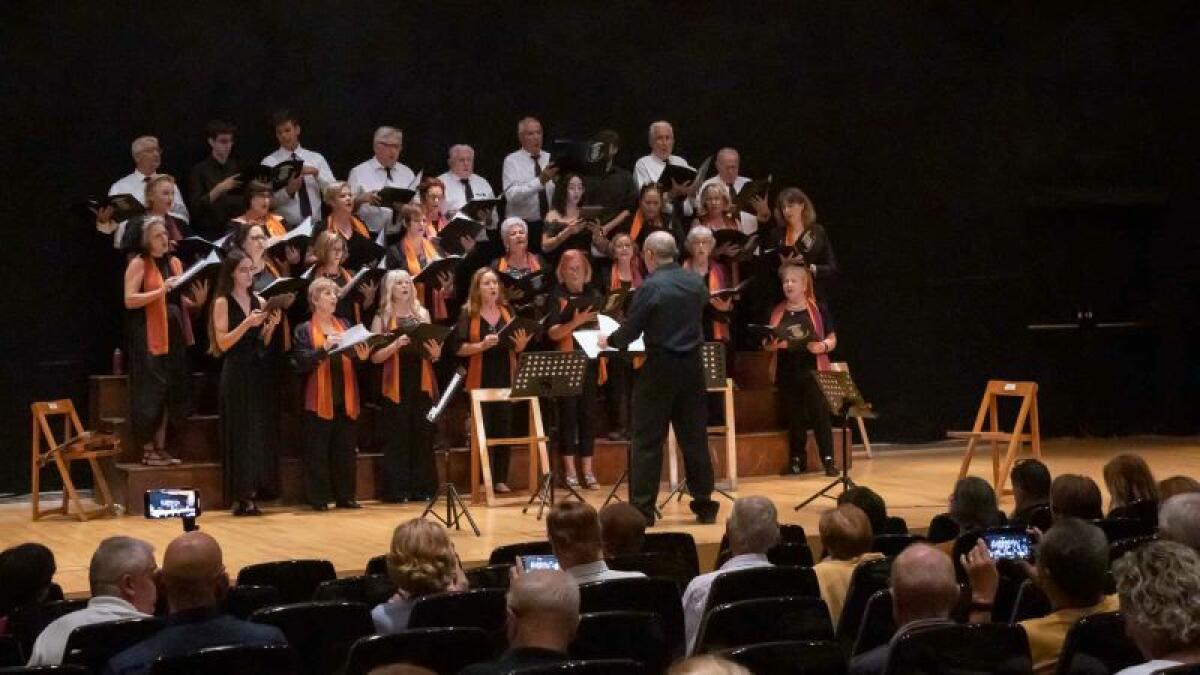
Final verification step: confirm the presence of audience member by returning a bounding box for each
[1050,474,1105,522]
[547,502,644,584]
[28,537,157,666]
[104,532,286,675]
[667,654,752,675]
[838,486,904,536]
[849,544,959,675]
[373,519,467,634]
[964,518,1118,674]
[367,666,435,675]
[0,543,58,635]
[1010,459,1052,528]
[598,502,648,558]
[682,496,780,653]
[459,569,578,675]
[814,504,884,625]
[1159,475,1200,500]
[1112,540,1200,674]
[927,477,1001,547]
[1104,454,1160,514]
[1159,493,1200,552]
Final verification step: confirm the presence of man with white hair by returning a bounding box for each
[97,135,190,245]
[698,147,771,224]
[680,496,780,653]
[438,144,497,221]
[502,117,556,253]
[459,569,579,675]
[27,537,158,665]
[849,543,959,675]
[347,126,416,235]
[634,120,696,217]
[1159,493,1200,552]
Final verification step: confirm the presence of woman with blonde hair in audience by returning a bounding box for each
[1113,540,1200,674]
[813,503,883,624]
[372,519,467,634]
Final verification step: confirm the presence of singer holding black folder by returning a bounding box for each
[599,231,718,526]
[386,205,454,322]
[311,230,374,323]
[290,277,370,511]
[454,268,533,494]
[599,233,643,440]
[763,187,838,300]
[370,270,441,503]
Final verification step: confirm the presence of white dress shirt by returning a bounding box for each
[564,560,646,586]
[634,154,695,216]
[262,145,335,227]
[502,148,555,222]
[347,157,416,234]
[27,596,149,665]
[108,170,190,247]
[437,171,498,233]
[699,175,750,198]
[680,553,772,654]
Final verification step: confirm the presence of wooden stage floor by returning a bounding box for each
[6,435,1197,597]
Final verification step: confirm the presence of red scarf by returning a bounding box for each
[769,300,831,372]
[381,315,436,403]
[465,306,517,390]
[141,255,185,355]
[304,317,360,420]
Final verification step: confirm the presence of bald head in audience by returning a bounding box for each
[506,569,579,652]
[1159,493,1200,553]
[161,531,229,613]
[668,655,751,675]
[891,544,959,627]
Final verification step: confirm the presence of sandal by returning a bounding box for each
[582,474,599,490]
[142,450,171,467]
[565,475,581,489]
[494,482,512,494]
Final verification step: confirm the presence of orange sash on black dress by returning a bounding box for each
[305,317,359,420]
[465,307,517,390]
[142,255,184,356]
[381,315,435,404]
[401,237,448,319]
[768,300,831,372]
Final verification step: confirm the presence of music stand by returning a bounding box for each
[658,342,736,509]
[421,369,481,536]
[795,369,878,511]
[512,351,590,519]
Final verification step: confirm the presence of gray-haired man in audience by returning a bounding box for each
[1159,493,1200,553]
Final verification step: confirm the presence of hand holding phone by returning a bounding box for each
[515,554,560,573]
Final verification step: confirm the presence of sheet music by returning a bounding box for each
[574,314,644,359]
[173,250,220,286]
[327,323,375,355]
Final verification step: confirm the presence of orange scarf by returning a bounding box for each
[498,253,541,273]
[381,315,436,404]
[238,213,287,237]
[328,215,370,239]
[465,306,517,390]
[769,300,831,372]
[785,222,803,248]
[402,237,448,319]
[305,317,360,420]
[142,255,183,356]
[609,261,642,290]
[629,210,645,243]
[686,259,730,342]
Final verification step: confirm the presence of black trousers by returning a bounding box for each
[378,396,436,499]
[781,375,834,466]
[302,410,358,506]
[629,350,715,520]
[604,355,635,432]
[556,362,598,458]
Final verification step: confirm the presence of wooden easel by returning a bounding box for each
[31,400,120,521]
[668,377,739,492]
[468,388,550,506]
[949,380,1042,497]
[831,362,874,458]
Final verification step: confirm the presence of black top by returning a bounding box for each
[458,647,569,675]
[103,606,286,675]
[547,285,602,338]
[290,319,353,412]
[188,155,244,239]
[774,301,835,385]
[584,165,638,221]
[760,222,839,298]
[609,262,708,354]
[455,309,514,388]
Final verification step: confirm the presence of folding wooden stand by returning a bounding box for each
[831,362,874,458]
[668,377,739,492]
[949,380,1042,497]
[31,399,120,521]
[468,388,550,506]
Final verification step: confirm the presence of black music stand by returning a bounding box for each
[795,369,877,511]
[513,351,590,519]
[421,368,481,536]
[657,342,736,509]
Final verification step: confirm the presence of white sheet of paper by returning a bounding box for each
[573,314,644,359]
[328,323,375,355]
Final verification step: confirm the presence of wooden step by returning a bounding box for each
[102,414,221,463]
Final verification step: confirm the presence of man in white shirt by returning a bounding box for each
[633,121,696,217]
[261,109,335,227]
[680,496,779,653]
[347,126,416,235]
[546,501,644,586]
[502,117,557,253]
[438,144,498,221]
[27,537,157,666]
[699,147,771,225]
[98,136,190,246]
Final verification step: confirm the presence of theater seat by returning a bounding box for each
[883,623,1032,675]
[62,617,163,674]
[578,577,685,659]
[236,559,336,604]
[408,589,509,653]
[721,639,847,675]
[1055,612,1143,675]
[146,644,295,675]
[695,596,834,654]
[571,611,669,675]
[343,627,494,675]
[250,601,374,675]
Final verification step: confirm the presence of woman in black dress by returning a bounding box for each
[311,230,376,324]
[123,217,194,466]
[370,270,443,502]
[762,187,838,300]
[454,268,533,493]
[598,232,643,440]
[209,248,283,515]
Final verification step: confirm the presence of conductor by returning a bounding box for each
[599,231,719,525]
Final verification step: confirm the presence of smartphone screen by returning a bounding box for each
[144,489,200,519]
[983,531,1032,561]
[518,554,560,572]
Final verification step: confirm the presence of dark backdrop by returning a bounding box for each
[3,1,1197,494]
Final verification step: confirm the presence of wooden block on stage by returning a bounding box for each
[114,462,223,516]
[89,375,129,428]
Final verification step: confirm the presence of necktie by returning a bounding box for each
[726,182,738,198]
[143,175,151,184]
[384,166,393,182]
[293,152,312,218]
[461,178,474,202]
[531,154,548,218]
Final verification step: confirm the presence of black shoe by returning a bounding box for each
[381,495,408,504]
[246,504,263,516]
[336,500,363,509]
[690,500,720,524]
[783,457,805,476]
[823,460,839,477]
[312,503,330,512]
[232,502,250,517]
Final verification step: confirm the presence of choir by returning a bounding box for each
[94,113,842,513]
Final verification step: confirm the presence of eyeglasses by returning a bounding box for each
[248,234,267,241]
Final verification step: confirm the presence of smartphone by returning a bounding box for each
[983,529,1033,561]
[516,554,560,572]
[144,488,201,519]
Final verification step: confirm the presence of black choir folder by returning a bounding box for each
[376,187,416,205]
[338,264,388,300]
[498,269,550,298]
[237,159,304,191]
[733,175,772,214]
[497,316,543,348]
[413,256,463,288]
[75,194,145,223]
[259,276,306,300]
[436,216,484,255]
[396,323,454,356]
[709,279,751,301]
[748,316,814,351]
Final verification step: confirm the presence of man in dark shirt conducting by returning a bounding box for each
[600,230,718,526]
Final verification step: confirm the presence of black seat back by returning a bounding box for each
[695,596,834,654]
[1009,579,1052,624]
[884,623,1032,675]
[312,574,395,606]
[641,532,700,582]
[1109,534,1158,564]
[62,617,162,674]
[344,627,494,675]
[249,601,373,675]
[463,564,514,591]
[408,589,509,653]
[508,659,646,674]
[571,611,668,675]
[0,635,22,668]
[705,566,820,614]
[872,534,921,557]
[365,554,388,577]
[8,600,88,658]
[147,644,295,675]
[721,639,847,675]
[578,577,684,659]
[852,589,896,657]
[1026,505,1054,532]
[236,559,336,604]
[606,552,693,591]
[1055,611,1143,675]
[1108,500,1159,530]
[487,541,552,565]
[837,557,893,650]
[768,542,816,567]
[1090,517,1151,542]
[223,584,282,620]
[0,666,87,673]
